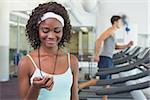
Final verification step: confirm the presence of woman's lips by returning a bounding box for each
[46,40,57,44]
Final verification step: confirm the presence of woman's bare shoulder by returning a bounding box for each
[18,49,37,72]
[70,54,78,71]
[70,54,78,63]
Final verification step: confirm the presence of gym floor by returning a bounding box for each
[0,77,19,100]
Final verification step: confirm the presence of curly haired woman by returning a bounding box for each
[18,2,78,100]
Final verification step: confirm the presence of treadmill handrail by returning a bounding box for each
[113,47,141,64]
[97,58,145,75]
[113,47,131,59]
[97,50,150,75]
[96,70,150,86]
[96,81,150,95]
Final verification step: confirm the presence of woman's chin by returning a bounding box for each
[45,43,57,48]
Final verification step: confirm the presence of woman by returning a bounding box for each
[18,2,78,100]
[79,15,133,100]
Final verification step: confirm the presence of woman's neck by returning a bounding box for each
[40,45,59,56]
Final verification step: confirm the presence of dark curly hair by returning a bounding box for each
[26,2,72,49]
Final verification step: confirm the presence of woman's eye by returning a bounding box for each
[54,28,62,33]
[42,28,49,33]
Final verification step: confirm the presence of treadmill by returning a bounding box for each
[79,48,150,100]
[113,46,141,65]
[113,47,131,59]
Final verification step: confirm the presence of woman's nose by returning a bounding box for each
[47,32,55,39]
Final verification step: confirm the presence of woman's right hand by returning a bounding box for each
[32,76,54,91]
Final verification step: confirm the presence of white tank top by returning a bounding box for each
[27,53,73,100]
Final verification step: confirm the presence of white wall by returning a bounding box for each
[68,0,96,26]
[9,0,47,11]
[7,0,148,33]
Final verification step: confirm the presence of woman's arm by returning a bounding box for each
[18,56,40,100]
[18,56,54,100]
[70,55,79,100]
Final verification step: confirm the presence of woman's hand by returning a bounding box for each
[127,41,134,48]
[32,76,54,91]
[94,55,100,62]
